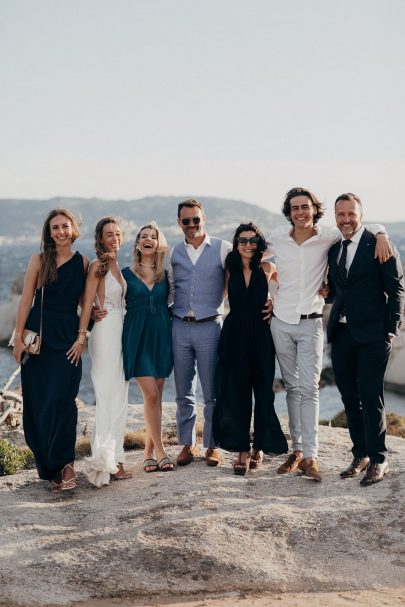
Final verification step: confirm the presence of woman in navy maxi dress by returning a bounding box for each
[13,209,88,491]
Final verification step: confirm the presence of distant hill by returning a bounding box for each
[0,196,286,246]
[0,196,403,256]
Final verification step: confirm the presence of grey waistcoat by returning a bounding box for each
[171,238,225,320]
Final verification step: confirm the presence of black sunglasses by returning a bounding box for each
[181,217,201,226]
[237,236,259,245]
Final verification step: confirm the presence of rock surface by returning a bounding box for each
[0,416,404,607]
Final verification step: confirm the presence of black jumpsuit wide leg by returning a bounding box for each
[213,266,287,455]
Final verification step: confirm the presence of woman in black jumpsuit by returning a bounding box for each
[213,223,287,474]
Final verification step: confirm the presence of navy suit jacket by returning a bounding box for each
[327,229,404,344]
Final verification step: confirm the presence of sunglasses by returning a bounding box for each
[181,217,201,226]
[237,236,259,246]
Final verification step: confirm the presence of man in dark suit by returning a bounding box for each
[327,193,404,486]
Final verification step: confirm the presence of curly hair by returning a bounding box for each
[282,187,325,225]
[225,222,267,273]
[94,216,123,278]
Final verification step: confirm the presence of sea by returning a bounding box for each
[1,243,405,419]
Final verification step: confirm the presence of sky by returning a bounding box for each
[1,0,404,223]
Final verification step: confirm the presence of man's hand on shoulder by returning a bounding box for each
[375,233,393,264]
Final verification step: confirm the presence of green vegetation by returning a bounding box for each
[0,439,33,476]
[320,410,405,438]
[75,421,205,457]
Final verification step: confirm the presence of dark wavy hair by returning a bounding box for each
[225,222,267,273]
[282,187,325,225]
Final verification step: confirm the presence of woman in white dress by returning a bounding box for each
[68,216,131,487]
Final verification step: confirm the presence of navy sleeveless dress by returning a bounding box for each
[213,265,288,454]
[21,252,86,481]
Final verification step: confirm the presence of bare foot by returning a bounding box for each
[112,463,133,480]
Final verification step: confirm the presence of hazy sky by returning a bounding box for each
[1,0,404,222]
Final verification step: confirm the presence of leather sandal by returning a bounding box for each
[143,458,159,473]
[233,452,251,476]
[250,449,263,469]
[158,457,175,472]
[60,463,76,491]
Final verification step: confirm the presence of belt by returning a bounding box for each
[300,313,323,319]
[175,315,220,323]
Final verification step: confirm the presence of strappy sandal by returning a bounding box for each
[250,449,263,469]
[143,458,159,473]
[233,452,251,476]
[60,463,76,491]
[112,463,133,480]
[157,457,175,472]
[51,481,62,493]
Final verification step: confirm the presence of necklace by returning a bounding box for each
[139,262,155,268]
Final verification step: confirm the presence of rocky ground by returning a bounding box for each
[0,408,404,607]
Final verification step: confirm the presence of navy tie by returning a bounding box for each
[337,239,351,319]
[337,239,352,282]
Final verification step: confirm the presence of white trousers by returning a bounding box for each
[271,316,323,459]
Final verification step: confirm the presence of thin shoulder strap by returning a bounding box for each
[39,286,44,339]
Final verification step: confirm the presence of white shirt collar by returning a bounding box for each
[184,233,211,249]
[341,225,365,244]
[287,224,324,243]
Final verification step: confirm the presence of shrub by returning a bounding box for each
[386,412,405,438]
[319,410,405,438]
[0,439,33,476]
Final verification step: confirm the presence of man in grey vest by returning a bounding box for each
[168,199,231,466]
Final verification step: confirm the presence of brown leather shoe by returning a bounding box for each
[340,457,370,478]
[277,451,303,474]
[360,461,390,486]
[299,457,322,482]
[177,445,200,466]
[205,448,222,467]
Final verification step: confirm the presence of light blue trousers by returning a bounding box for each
[172,317,222,449]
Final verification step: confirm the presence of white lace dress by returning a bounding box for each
[85,270,129,487]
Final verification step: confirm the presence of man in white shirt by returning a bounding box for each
[267,187,391,481]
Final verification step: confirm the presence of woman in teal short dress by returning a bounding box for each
[122,222,174,472]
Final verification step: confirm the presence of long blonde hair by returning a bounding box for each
[132,222,168,283]
[38,208,80,287]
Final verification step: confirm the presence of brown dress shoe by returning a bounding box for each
[340,457,370,478]
[277,451,303,474]
[177,445,200,466]
[299,457,322,482]
[205,448,222,467]
[360,461,390,486]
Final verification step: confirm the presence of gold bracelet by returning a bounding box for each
[77,329,87,334]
